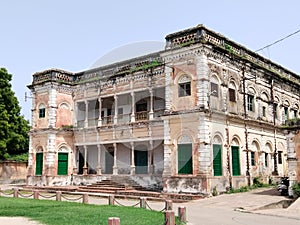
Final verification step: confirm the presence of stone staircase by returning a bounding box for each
[23,176,204,202]
[76,177,203,202]
[76,177,163,200]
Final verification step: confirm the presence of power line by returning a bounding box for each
[255,29,300,53]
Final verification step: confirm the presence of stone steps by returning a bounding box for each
[24,177,204,202]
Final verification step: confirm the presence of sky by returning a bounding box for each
[1,0,300,121]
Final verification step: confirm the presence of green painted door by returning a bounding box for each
[58,153,68,175]
[231,146,240,176]
[213,144,222,176]
[35,153,43,175]
[178,144,192,174]
[134,150,148,174]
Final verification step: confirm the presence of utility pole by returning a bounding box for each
[270,78,278,175]
[242,66,251,186]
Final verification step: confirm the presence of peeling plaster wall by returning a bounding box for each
[0,162,27,183]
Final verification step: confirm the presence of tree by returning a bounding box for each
[0,68,30,159]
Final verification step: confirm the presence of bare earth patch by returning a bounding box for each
[0,217,43,225]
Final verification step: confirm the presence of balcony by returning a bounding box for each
[282,118,300,127]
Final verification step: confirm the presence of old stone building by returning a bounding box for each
[27,24,300,195]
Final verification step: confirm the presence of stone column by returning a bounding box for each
[98,97,102,126]
[48,88,57,128]
[27,135,34,176]
[163,119,172,176]
[83,145,88,175]
[74,102,78,127]
[131,92,135,122]
[149,140,154,175]
[46,133,56,177]
[196,51,209,109]
[84,100,88,128]
[164,65,173,112]
[72,146,78,174]
[149,88,154,120]
[97,144,102,175]
[113,143,118,175]
[114,94,118,125]
[130,142,135,175]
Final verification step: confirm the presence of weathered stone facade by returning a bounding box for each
[284,123,300,195]
[27,25,300,195]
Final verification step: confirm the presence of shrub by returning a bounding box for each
[253,177,264,187]
[292,182,300,198]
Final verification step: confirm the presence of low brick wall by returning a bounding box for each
[0,161,27,184]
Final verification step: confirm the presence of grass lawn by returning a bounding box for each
[0,197,172,225]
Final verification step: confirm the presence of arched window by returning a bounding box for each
[251,141,260,166]
[261,92,269,118]
[283,100,290,121]
[178,75,191,97]
[212,135,222,176]
[35,147,43,176]
[177,135,193,174]
[38,103,46,118]
[228,81,237,102]
[274,96,280,119]
[231,138,240,176]
[292,103,299,119]
[57,146,69,175]
[277,142,285,165]
[247,88,256,112]
[264,143,272,167]
[210,75,219,97]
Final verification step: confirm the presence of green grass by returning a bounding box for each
[0,197,169,225]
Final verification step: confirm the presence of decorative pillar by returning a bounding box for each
[130,142,135,175]
[98,97,102,126]
[149,88,154,120]
[72,146,78,174]
[97,144,102,175]
[149,140,154,175]
[74,102,78,127]
[131,92,135,122]
[83,145,88,175]
[114,94,118,125]
[46,133,56,177]
[84,100,88,128]
[27,135,34,176]
[113,143,118,175]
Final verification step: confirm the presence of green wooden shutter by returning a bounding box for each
[58,153,68,175]
[35,153,43,175]
[134,150,148,174]
[231,146,240,176]
[178,144,192,174]
[213,144,222,176]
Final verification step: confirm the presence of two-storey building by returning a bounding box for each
[27,24,300,194]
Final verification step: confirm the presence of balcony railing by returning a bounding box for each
[282,118,300,127]
[77,109,165,128]
[135,111,148,121]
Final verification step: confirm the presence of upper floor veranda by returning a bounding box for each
[28,25,300,131]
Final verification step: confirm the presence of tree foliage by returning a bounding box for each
[0,68,29,160]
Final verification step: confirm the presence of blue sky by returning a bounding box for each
[1,0,300,121]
